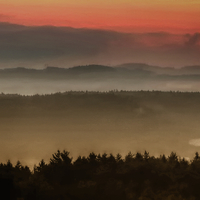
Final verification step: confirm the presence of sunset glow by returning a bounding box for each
[1,0,200,33]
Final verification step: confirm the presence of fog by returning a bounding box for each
[0,64,200,95]
[0,91,200,168]
[0,79,200,95]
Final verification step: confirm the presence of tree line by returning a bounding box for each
[1,150,200,200]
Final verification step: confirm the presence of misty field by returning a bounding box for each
[1,91,200,168]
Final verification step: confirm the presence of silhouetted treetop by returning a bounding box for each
[1,150,200,200]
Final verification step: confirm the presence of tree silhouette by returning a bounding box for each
[1,150,200,199]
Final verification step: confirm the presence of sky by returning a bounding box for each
[0,0,200,68]
[1,0,200,33]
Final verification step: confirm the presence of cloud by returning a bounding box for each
[0,14,13,21]
[0,22,199,68]
[189,138,200,146]
[0,14,8,19]
[185,33,200,47]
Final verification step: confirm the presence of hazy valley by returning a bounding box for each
[1,91,200,168]
[0,63,200,95]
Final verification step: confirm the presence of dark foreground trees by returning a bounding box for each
[1,151,200,200]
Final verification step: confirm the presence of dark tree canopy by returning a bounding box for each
[1,150,200,200]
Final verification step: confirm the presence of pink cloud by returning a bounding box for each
[0,14,12,21]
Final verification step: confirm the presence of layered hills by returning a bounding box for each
[0,63,200,94]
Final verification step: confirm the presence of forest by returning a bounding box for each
[1,150,200,200]
[1,91,200,200]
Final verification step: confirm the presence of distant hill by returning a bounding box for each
[1,63,200,94]
[1,63,200,77]
[116,63,159,70]
[68,64,116,73]
[116,63,178,74]
[1,63,200,79]
[180,65,200,74]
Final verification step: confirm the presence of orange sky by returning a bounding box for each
[0,0,200,33]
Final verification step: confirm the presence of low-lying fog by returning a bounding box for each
[0,64,200,95]
[1,79,200,95]
[0,91,200,168]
